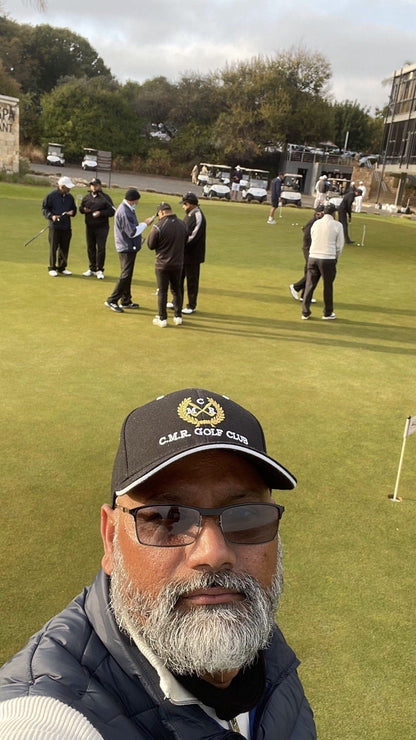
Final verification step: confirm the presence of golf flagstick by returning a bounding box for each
[361,225,366,246]
[390,416,416,502]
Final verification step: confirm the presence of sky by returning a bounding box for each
[3,0,416,112]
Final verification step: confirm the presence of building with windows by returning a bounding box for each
[381,63,416,170]
[376,64,416,205]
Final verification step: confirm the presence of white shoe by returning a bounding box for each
[61,269,72,275]
[301,314,310,320]
[49,270,58,277]
[153,317,167,328]
[166,301,174,309]
[322,313,337,320]
[289,284,299,300]
[96,270,104,279]
[182,307,196,314]
[83,269,96,277]
[173,317,182,326]
[267,218,276,224]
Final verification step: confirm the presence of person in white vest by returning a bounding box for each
[354,181,366,212]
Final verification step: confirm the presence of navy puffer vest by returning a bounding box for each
[0,570,316,739]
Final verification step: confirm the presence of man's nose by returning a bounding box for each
[186,516,237,572]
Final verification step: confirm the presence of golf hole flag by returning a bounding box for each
[404,415,416,437]
[391,416,416,502]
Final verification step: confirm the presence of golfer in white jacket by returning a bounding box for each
[302,203,344,320]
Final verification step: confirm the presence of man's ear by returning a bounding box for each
[101,504,117,575]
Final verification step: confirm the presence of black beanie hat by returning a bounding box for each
[125,188,141,201]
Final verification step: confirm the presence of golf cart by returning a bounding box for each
[327,178,348,207]
[81,148,98,171]
[202,164,232,200]
[280,174,302,207]
[240,168,269,203]
[197,163,211,187]
[46,143,65,167]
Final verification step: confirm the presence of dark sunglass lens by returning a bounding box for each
[222,505,279,544]
[135,506,199,546]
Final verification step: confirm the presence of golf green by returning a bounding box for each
[0,182,414,738]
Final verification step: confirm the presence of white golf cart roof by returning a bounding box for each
[200,162,231,170]
[284,173,303,179]
[48,143,64,150]
[241,168,269,175]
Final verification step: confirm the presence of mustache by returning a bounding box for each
[155,570,265,609]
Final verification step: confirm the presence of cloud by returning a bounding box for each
[3,0,415,111]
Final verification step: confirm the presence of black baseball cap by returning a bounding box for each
[156,202,172,212]
[89,177,101,185]
[180,192,198,205]
[324,202,337,215]
[112,388,296,498]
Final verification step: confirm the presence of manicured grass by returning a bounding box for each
[1,182,414,738]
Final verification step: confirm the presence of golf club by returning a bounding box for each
[24,212,69,247]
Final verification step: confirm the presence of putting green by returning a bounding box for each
[0,182,414,739]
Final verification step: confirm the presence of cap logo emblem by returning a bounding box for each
[177,396,225,427]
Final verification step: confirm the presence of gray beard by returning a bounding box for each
[109,529,283,677]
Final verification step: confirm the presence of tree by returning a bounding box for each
[332,99,371,152]
[40,76,144,160]
[0,58,20,97]
[0,17,111,96]
[125,77,177,130]
[210,49,333,162]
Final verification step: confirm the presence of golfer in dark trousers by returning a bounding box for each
[148,202,187,328]
[180,192,207,314]
[290,205,324,301]
[79,178,114,279]
[105,189,154,313]
[302,203,344,321]
[42,176,77,276]
[337,188,361,244]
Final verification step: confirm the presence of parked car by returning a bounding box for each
[46,143,65,167]
[359,154,379,168]
[149,123,176,142]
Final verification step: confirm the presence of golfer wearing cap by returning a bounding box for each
[80,178,115,280]
[0,388,316,739]
[179,192,207,314]
[147,203,187,328]
[105,188,154,313]
[302,202,344,320]
[41,176,77,276]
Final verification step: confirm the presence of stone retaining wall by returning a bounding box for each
[0,94,19,173]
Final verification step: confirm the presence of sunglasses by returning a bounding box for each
[115,502,284,548]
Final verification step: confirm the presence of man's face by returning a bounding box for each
[59,185,69,194]
[182,202,194,214]
[101,450,282,682]
[90,183,101,194]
